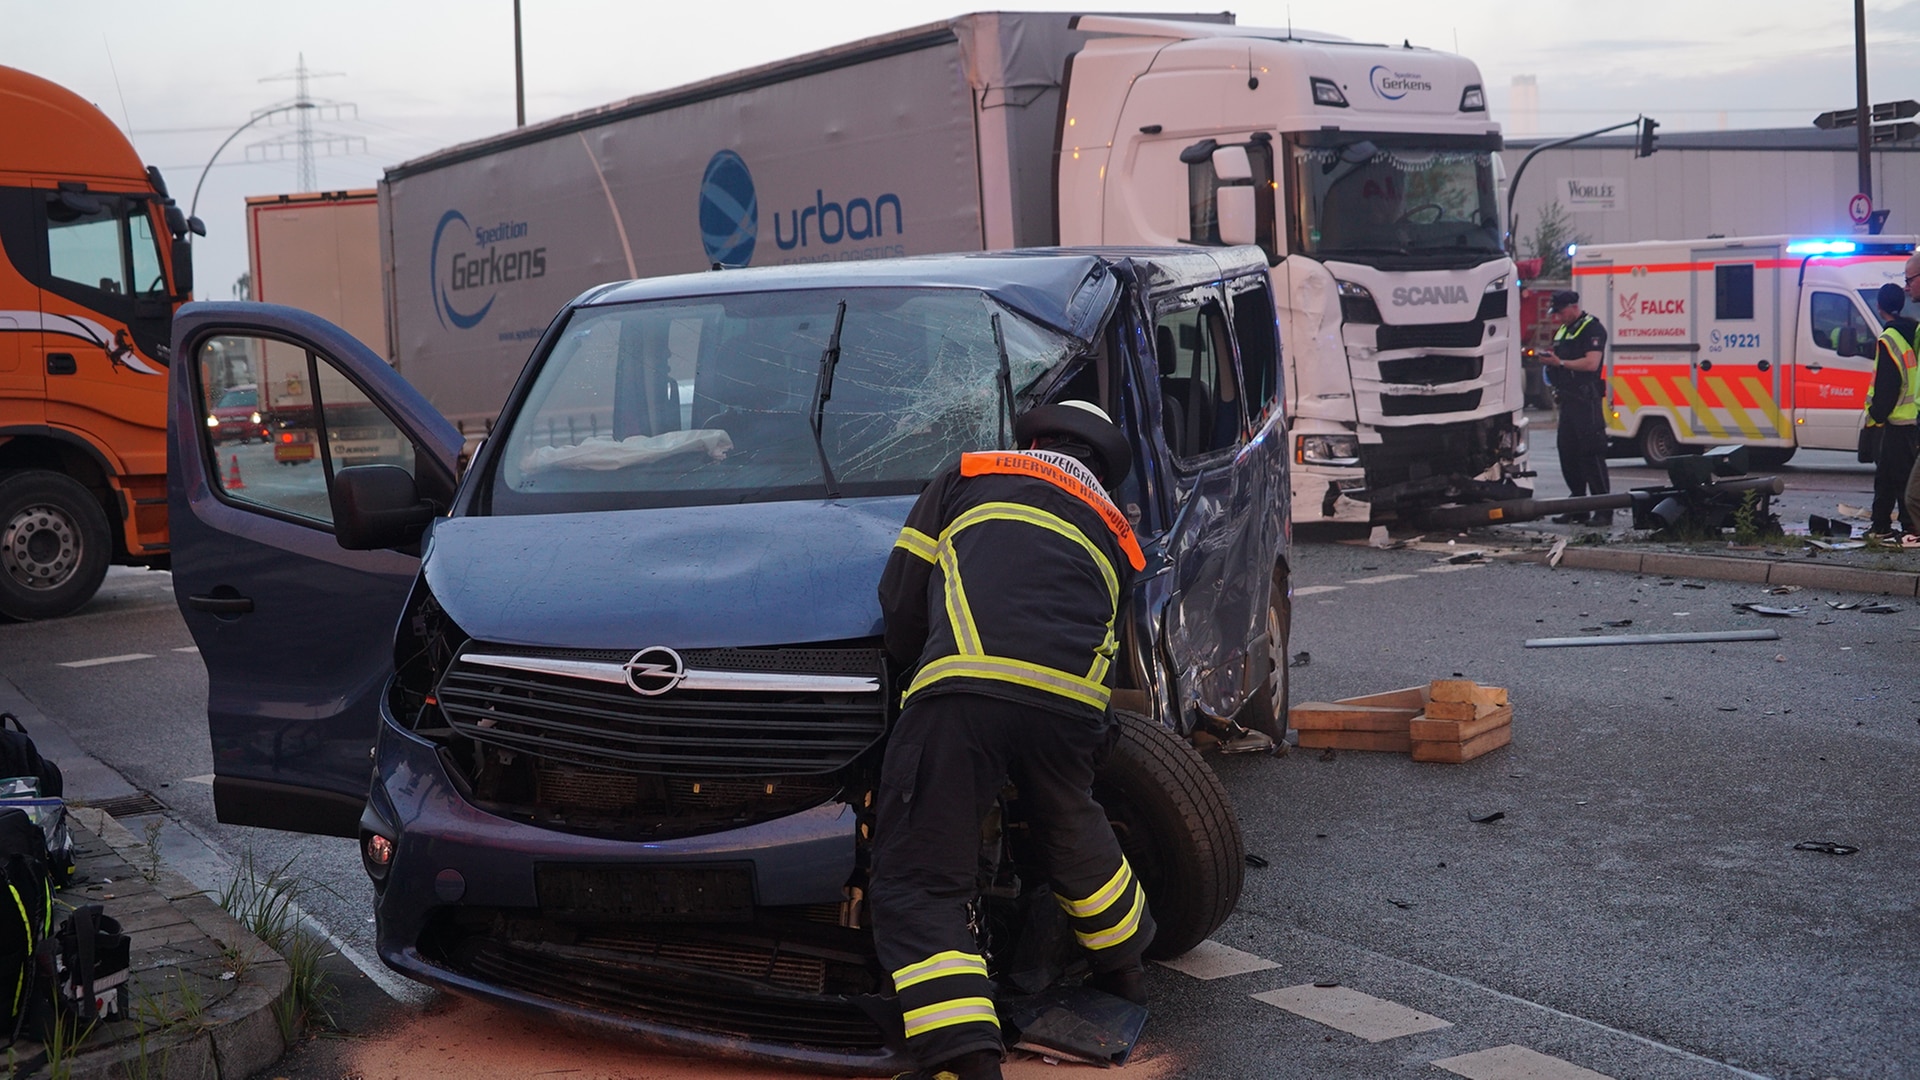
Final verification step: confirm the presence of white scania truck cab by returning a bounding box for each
[1058,17,1527,522]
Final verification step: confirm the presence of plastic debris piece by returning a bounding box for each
[1290,651,1312,667]
[1716,706,1739,712]
[1835,502,1872,521]
[1792,840,1858,855]
[1443,550,1485,564]
[1861,603,1902,614]
[1682,582,1707,589]
[1827,601,1860,610]
[1313,980,1340,988]
[1388,898,1413,909]
[1547,537,1569,568]
[1733,603,1807,617]
[1468,811,1505,824]
[1367,525,1403,549]
[1525,628,1781,648]
[1763,585,1803,595]
[1245,853,1270,868]
[1603,619,1634,627]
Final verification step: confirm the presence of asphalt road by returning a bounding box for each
[2,538,1915,1078]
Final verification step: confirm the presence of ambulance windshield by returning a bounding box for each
[1286,133,1503,267]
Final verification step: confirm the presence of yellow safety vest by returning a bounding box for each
[1873,325,1919,424]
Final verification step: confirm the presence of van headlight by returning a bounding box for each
[1296,434,1361,466]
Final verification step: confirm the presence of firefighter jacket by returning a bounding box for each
[1866,318,1919,426]
[878,449,1147,723]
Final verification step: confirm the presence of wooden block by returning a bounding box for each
[1410,721,1512,763]
[1421,699,1479,721]
[1296,729,1412,753]
[1334,685,1429,710]
[1473,685,1509,707]
[1289,702,1421,732]
[1409,704,1513,743]
[1427,679,1479,704]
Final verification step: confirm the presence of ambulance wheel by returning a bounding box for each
[1235,564,1292,742]
[0,470,113,621]
[1639,419,1684,467]
[1092,711,1245,959]
[1748,446,1796,469]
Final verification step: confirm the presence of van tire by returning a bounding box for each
[1235,566,1291,741]
[1639,419,1684,467]
[0,470,113,621]
[1092,711,1245,959]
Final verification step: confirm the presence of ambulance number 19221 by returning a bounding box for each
[1709,330,1761,351]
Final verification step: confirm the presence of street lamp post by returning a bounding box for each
[187,102,316,228]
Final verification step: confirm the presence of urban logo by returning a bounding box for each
[431,209,547,331]
[1391,285,1470,306]
[774,189,903,250]
[1369,66,1432,101]
[700,150,758,267]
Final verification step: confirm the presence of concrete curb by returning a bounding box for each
[1548,545,1920,596]
[49,808,294,1080]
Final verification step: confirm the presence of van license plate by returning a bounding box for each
[534,863,755,922]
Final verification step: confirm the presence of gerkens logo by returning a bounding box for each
[1370,65,1432,100]
[431,210,547,331]
[699,150,758,267]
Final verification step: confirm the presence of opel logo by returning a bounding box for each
[624,646,687,696]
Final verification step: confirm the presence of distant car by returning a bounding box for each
[205,384,267,444]
[167,248,1292,1072]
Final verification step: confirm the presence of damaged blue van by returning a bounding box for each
[168,247,1291,1072]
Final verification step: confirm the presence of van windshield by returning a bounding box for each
[487,287,1073,513]
[1285,134,1503,267]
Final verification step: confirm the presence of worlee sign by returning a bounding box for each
[1560,177,1625,213]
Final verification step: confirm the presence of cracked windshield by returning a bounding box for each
[494,287,1072,510]
[1288,139,1503,263]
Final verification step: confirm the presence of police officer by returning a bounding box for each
[1545,290,1611,523]
[1864,282,1918,537]
[872,401,1156,1080]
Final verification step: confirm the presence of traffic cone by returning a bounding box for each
[227,454,245,491]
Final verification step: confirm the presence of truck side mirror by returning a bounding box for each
[1211,146,1252,182]
[332,464,437,550]
[170,238,195,298]
[1217,188,1257,246]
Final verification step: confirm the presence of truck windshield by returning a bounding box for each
[1285,135,1503,267]
[488,287,1072,513]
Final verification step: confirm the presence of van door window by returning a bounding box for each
[1227,279,1280,424]
[1154,297,1244,460]
[194,333,421,528]
[1714,264,1755,321]
[1810,291,1874,352]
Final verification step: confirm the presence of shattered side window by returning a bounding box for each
[492,288,1072,513]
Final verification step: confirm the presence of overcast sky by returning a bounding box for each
[7,0,1916,300]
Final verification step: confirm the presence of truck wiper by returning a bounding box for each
[808,299,848,499]
[991,312,1014,447]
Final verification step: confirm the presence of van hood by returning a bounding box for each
[420,497,916,649]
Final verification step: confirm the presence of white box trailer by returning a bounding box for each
[1568,235,1919,465]
[378,12,1528,521]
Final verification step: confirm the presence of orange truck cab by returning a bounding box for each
[0,65,199,618]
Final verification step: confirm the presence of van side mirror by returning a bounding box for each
[1836,325,1865,358]
[332,465,437,550]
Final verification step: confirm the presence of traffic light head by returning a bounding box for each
[1636,116,1660,158]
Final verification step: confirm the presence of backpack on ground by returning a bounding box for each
[0,807,52,1039]
[0,714,62,799]
[53,905,129,1024]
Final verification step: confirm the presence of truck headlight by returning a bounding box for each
[251,411,263,424]
[1484,275,1508,293]
[1296,434,1361,466]
[1334,280,1381,325]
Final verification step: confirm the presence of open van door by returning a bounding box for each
[168,303,460,837]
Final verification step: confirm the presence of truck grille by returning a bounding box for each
[1380,390,1483,416]
[1376,320,1485,351]
[1377,355,1483,385]
[437,643,888,778]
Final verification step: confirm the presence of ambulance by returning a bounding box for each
[1567,235,1918,466]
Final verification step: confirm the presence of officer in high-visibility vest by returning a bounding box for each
[1545,290,1611,524]
[1868,279,1920,537]
[872,401,1155,1080]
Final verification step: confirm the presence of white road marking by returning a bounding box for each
[180,774,215,786]
[1433,1044,1617,1080]
[1346,574,1416,585]
[1154,939,1279,980]
[1293,585,1346,597]
[58,653,154,669]
[1252,983,1451,1042]
[1421,563,1488,574]
[172,646,199,654]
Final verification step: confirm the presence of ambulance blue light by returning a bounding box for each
[1565,243,1578,257]
[1786,239,1858,255]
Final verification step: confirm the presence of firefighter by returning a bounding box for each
[1864,282,1918,538]
[1545,290,1611,523]
[871,401,1156,1080]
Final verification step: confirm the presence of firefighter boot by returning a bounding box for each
[1089,961,1149,1005]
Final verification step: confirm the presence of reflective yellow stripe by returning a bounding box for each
[7,884,27,1013]
[1075,883,1146,951]
[892,950,989,992]
[1087,629,1116,682]
[908,654,1111,710]
[943,503,1120,606]
[1057,861,1132,919]
[939,543,983,655]
[894,527,938,564]
[902,996,1001,1038]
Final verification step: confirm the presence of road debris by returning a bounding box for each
[1244,854,1270,868]
[1763,585,1803,595]
[1442,550,1485,564]
[1524,629,1782,648]
[1468,811,1505,824]
[1792,841,1859,856]
[1603,619,1634,627]
[1367,525,1404,550]
[1827,601,1860,610]
[1290,651,1312,667]
[1807,514,1854,538]
[1861,603,1902,614]
[1733,603,1807,616]
[1547,537,1569,568]
[1806,539,1867,551]
[1388,898,1414,909]
[1292,681,1513,763]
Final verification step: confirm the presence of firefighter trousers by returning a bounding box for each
[1556,393,1612,498]
[869,692,1155,1067]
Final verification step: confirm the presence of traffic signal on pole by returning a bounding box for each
[1636,116,1659,158]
